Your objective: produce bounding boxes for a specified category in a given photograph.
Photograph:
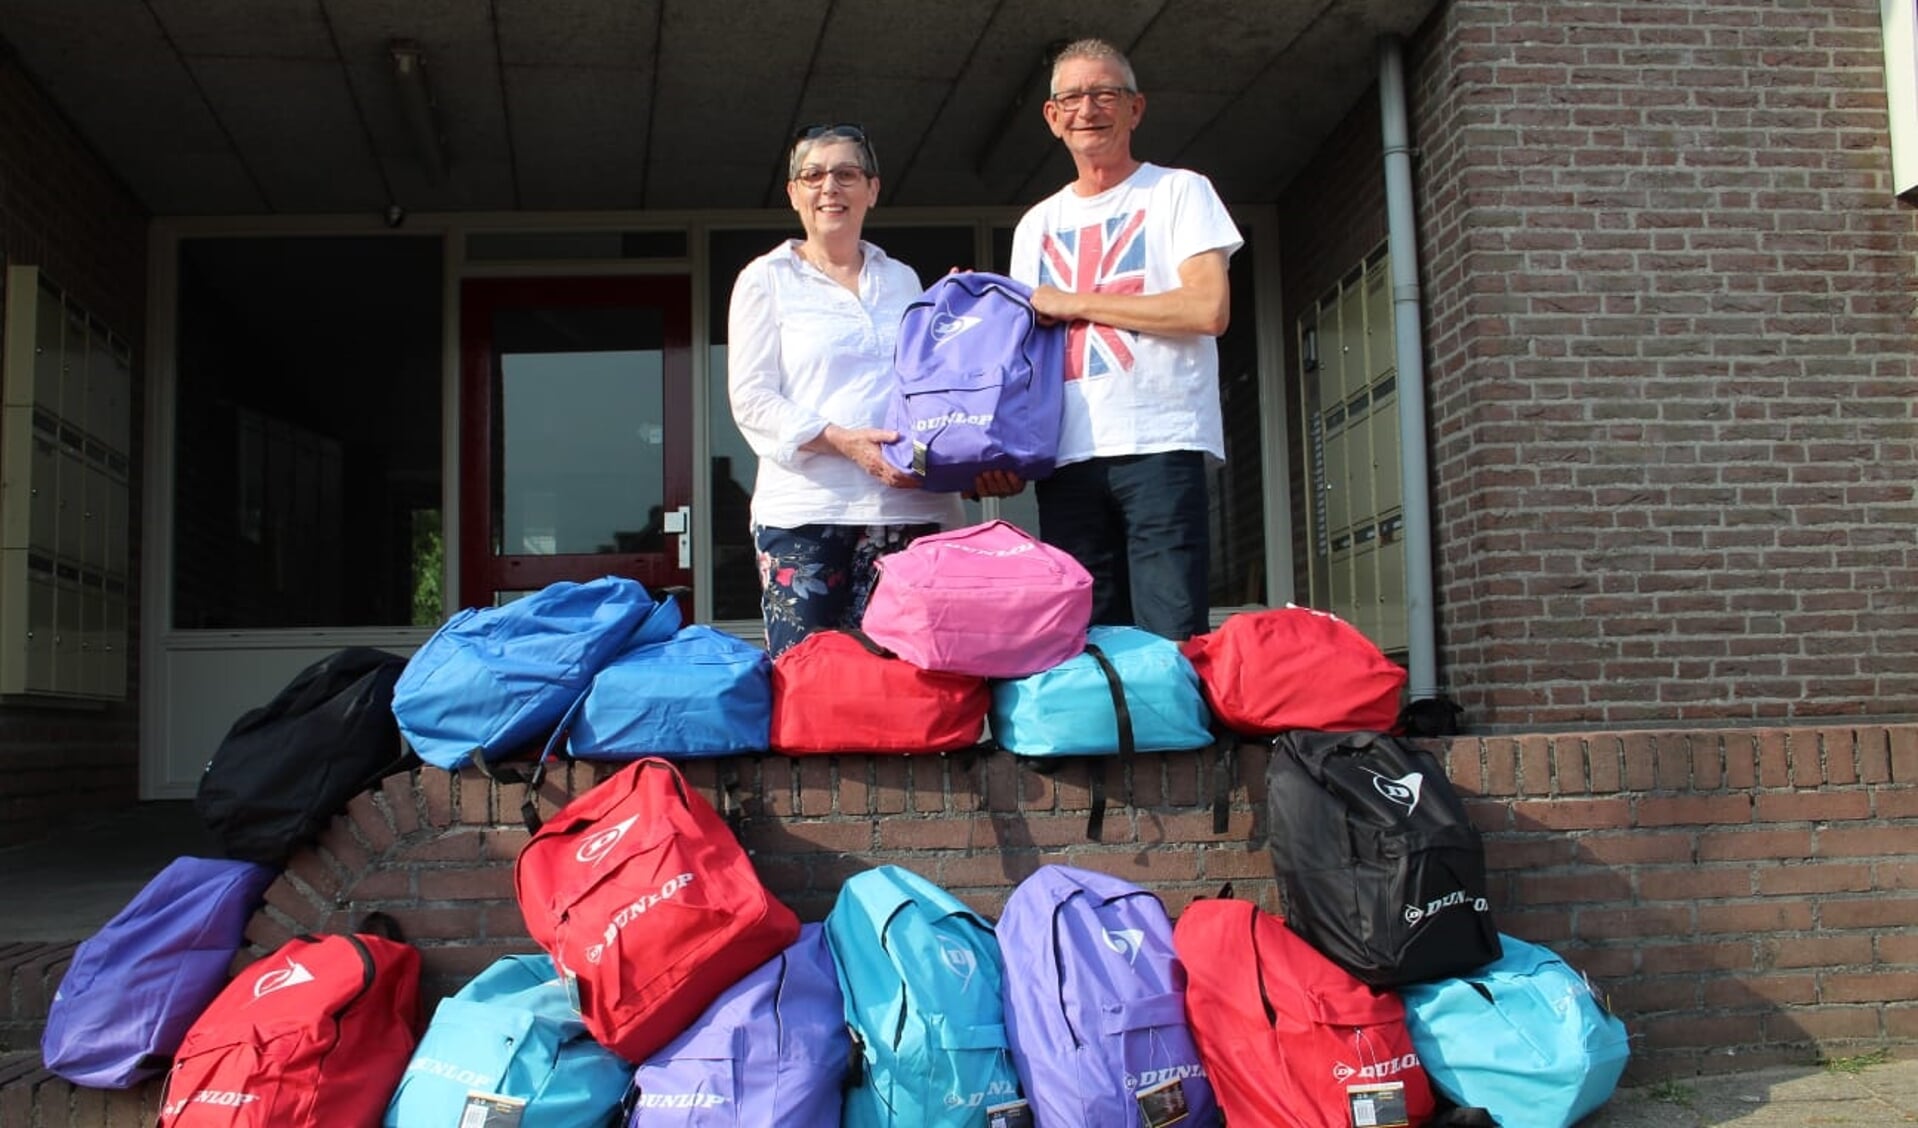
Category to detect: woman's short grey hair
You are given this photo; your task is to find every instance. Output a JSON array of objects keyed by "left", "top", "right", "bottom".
[
  {"left": 1050, "top": 38, "right": 1139, "bottom": 94},
  {"left": 787, "top": 127, "right": 880, "bottom": 180}
]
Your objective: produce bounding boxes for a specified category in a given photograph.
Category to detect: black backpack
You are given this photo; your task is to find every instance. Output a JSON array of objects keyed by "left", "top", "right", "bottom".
[
  {"left": 195, "top": 647, "right": 410, "bottom": 865},
  {"left": 1264, "top": 730, "right": 1500, "bottom": 986}
]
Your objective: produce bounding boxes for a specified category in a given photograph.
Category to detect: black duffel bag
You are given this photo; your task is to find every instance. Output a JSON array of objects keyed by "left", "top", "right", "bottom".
[
  {"left": 195, "top": 647, "right": 410, "bottom": 865},
  {"left": 1266, "top": 729, "right": 1501, "bottom": 987}
]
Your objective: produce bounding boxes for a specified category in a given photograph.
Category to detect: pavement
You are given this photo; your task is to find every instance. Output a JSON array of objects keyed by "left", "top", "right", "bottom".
[
  {"left": 0, "top": 800, "right": 217, "bottom": 941},
  {"left": 1578, "top": 1057, "right": 1918, "bottom": 1126}
]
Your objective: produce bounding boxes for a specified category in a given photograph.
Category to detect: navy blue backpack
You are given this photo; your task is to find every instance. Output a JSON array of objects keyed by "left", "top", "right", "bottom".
[
  {"left": 625, "top": 923, "right": 848, "bottom": 1126},
  {"left": 997, "top": 865, "right": 1219, "bottom": 1128},
  {"left": 392, "top": 576, "right": 679, "bottom": 770},
  {"left": 41, "top": 856, "right": 276, "bottom": 1088},
  {"left": 880, "top": 271, "right": 1065, "bottom": 492}
]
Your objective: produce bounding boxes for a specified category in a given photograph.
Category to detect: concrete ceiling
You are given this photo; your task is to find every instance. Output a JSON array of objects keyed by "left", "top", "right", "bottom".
[{"left": 0, "top": 0, "right": 1437, "bottom": 216}]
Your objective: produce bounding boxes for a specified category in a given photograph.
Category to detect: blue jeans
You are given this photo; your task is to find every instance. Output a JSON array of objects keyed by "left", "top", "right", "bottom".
[
  {"left": 1035, "top": 450, "right": 1210, "bottom": 641},
  {"left": 753, "top": 522, "right": 941, "bottom": 657}
]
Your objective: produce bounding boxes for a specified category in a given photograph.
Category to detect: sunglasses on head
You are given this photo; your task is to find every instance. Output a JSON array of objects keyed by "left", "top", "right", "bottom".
[{"left": 790, "top": 122, "right": 877, "bottom": 180}]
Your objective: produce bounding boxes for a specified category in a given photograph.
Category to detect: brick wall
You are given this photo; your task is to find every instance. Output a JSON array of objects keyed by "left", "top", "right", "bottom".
[
  {"left": 1400, "top": 0, "right": 1918, "bottom": 728},
  {"left": 176, "top": 728, "right": 1918, "bottom": 1068},
  {"left": 12, "top": 722, "right": 1918, "bottom": 1118},
  {"left": 0, "top": 55, "right": 149, "bottom": 847}
]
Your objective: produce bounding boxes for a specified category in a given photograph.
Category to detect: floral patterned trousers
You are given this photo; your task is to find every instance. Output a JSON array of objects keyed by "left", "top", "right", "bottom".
[{"left": 753, "top": 522, "right": 941, "bottom": 658}]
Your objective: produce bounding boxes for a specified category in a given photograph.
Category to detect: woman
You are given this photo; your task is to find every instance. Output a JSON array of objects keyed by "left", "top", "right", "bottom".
[{"left": 727, "top": 124, "right": 963, "bottom": 656}]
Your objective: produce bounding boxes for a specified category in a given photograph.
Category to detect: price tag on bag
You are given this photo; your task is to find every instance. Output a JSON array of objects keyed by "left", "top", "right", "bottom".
[
  {"left": 1347, "top": 1080, "right": 1409, "bottom": 1128},
  {"left": 459, "top": 1092, "right": 526, "bottom": 1128},
  {"left": 1137, "top": 1077, "right": 1191, "bottom": 1127}
]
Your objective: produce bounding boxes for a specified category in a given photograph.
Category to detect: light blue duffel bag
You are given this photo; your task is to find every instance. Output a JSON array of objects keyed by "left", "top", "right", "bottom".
[
  {"left": 384, "top": 953, "right": 635, "bottom": 1127},
  {"left": 989, "top": 625, "right": 1213, "bottom": 837},
  {"left": 1399, "top": 934, "right": 1631, "bottom": 1128}
]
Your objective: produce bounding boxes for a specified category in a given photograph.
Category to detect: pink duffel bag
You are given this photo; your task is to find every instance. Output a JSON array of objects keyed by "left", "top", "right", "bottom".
[{"left": 861, "top": 520, "right": 1092, "bottom": 677}]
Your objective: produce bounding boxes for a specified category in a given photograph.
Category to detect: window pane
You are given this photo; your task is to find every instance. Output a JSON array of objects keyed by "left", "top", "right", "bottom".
[
  {"left": 707, "top": 229, "right": 792, "bottom": 621},
  {"left": 172, "top": 236, "right": 443, "bottom": 628},
  {"left": 490, "top": 308, "right": 666, "bottom": 557}
]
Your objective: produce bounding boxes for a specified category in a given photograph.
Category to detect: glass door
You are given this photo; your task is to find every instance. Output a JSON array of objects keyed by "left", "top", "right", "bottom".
[{"left": 459, "top": 277, "right": 693, "bottom": 608}]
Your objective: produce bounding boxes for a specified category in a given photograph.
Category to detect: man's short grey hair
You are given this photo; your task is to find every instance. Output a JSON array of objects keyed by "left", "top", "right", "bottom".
[{"left": 1050, "top": 38, "right": 1139, "bottom": 94}]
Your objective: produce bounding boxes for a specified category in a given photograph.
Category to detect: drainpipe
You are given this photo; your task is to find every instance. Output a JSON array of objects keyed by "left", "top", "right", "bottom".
[{"left": 1378, "top": 35, "right": 1439, "bottom": 701}]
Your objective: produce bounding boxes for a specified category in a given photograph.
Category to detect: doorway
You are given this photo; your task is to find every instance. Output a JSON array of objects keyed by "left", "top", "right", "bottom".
[{"left": 458, "top": 276, "right": 694, "bottom": 608}]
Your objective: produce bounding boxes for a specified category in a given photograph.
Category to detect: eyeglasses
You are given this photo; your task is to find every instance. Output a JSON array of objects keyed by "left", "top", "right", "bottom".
[
  {"left": 792, "top": 165, "right": 870, "bottom": 189},
  {"left": 1049, "top": 85, "right": 1135, "bottom": 112},
  {"left": 790, "top": 122, "right": 878, "bottom": 181}
]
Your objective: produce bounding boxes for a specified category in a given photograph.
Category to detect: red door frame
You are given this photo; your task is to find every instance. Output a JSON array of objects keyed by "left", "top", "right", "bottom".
[{"left": 457, "top": 276, "right": 693, "bottom": 609}]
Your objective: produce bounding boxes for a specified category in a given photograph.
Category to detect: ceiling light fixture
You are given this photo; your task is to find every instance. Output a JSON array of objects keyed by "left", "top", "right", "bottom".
[{"left": 389, "top": 40, "right": 447, "bottom": 184}]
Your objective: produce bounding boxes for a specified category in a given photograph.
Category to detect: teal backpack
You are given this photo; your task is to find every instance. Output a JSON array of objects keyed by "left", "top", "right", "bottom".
[
  {"left": 1399, "top": 934, "right": 1630, "bottom": 1128},
  {"left": 384, "top": 953, "right": 635, "bottom": 1127},
  {"left": 825, "top": 866, "right": 1025, "bottom": 1127}
]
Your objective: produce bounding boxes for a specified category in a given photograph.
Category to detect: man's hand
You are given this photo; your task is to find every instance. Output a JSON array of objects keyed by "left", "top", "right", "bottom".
[
  {"left": 822, "top": 424, "right": 921, "bottom": 489},
  {"left": 1028, "top": 283, "right": 1076, "bottom": 327},
  {"left": 971, "top": 470, "right": 1026, "bottom": 498}
]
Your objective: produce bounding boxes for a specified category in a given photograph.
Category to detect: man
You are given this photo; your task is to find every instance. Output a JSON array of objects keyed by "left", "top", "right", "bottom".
[{"left": 1007, "top": 37, "right": 1243, "bottom": 641}]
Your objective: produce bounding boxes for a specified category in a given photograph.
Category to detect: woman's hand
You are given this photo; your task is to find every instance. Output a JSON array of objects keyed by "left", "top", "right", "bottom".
[{"left": 822, "top": 424, "right": 921, "bottom": 489}]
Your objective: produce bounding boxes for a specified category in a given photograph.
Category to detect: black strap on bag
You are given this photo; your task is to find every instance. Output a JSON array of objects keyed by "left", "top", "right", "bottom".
[
  {"left": 1210, "top": 728, "right": 1238, "bottom": 834},
  {"left": 1081, "top": 642, "right": 1134, "bottom": 841},
  {"left": 466, "top": 690, "right": 593, "bottom": 833},
  {"left": 843, "top": 626, "right": 896, "bottom": 659}
]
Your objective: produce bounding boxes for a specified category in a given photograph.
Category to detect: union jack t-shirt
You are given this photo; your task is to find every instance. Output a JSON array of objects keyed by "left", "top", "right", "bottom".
[{"left": 1011, "top": 163, "right": 1243, "bottom": 465}]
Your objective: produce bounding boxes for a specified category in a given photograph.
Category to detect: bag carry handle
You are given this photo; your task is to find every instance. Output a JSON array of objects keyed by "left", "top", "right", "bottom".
[{"left": 1082, "top": 642, "right": 1134, "bottom": 841}]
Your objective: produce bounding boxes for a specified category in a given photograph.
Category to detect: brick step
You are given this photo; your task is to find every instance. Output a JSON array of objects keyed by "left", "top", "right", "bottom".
[
  {"left": 0, "top": 1050, "right": 159, "bottom": 1126},
  {"left": 0, "top": 942, "right": 74, "bottom": 1053}
]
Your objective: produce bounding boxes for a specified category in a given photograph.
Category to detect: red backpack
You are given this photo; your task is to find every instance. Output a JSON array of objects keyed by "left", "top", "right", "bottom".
[
  {"left": 1173, "top": 898, "right": 1435, "bottom": 1128},
  {"left": 158, "top": 918, "right": 420, "bottom": 1127},
  {"left": 514, "top": 757, "right": 800, "bottom": 1061},
  {"left": 769, "top": 628, "right": 989, "bottom": 754},
  {"left": 1179, "top": 606, "right": 1406, "bottom": 735}
]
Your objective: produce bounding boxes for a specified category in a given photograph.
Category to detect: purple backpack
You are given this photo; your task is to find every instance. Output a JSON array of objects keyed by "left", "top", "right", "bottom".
[
  {"left": 881, "top": 271, "right": 1065, "bottom": 492},
  {"left": 41, "top": 856, "right": 276, "bottom": 1088},
  {"left": 625, "top": 923, "right": 848, "bottom": 1126},
  {"left": 998, "top": 865, "right": 1220, "bottom": 1128}
]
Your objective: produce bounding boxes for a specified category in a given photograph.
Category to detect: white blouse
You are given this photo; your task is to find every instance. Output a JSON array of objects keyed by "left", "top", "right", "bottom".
[{"left": 726, "top": 239, "right": 964, "bottom": 530}]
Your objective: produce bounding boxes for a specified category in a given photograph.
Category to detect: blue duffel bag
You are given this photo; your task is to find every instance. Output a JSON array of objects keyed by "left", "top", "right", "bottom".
[
  {"left": 569, "top": 624, "right": 772, "bottom": 760},
  {"left": 393, "top": 576, "right": 679, "bottom": 770},
  {"left": 1400, "top": 933, "right": 1631, "bottom": 1128}
]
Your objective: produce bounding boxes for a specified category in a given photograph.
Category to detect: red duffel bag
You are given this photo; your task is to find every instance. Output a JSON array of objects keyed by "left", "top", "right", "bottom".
[
  {"left": 1179, "top": 605, "right": 1405, "bottom": 736},
  {"left": 770, "top": 628, "right": 989, "bottom": 755},
  {"left": 514, "top": 757, "right": 800, "bottom": 1062}
]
